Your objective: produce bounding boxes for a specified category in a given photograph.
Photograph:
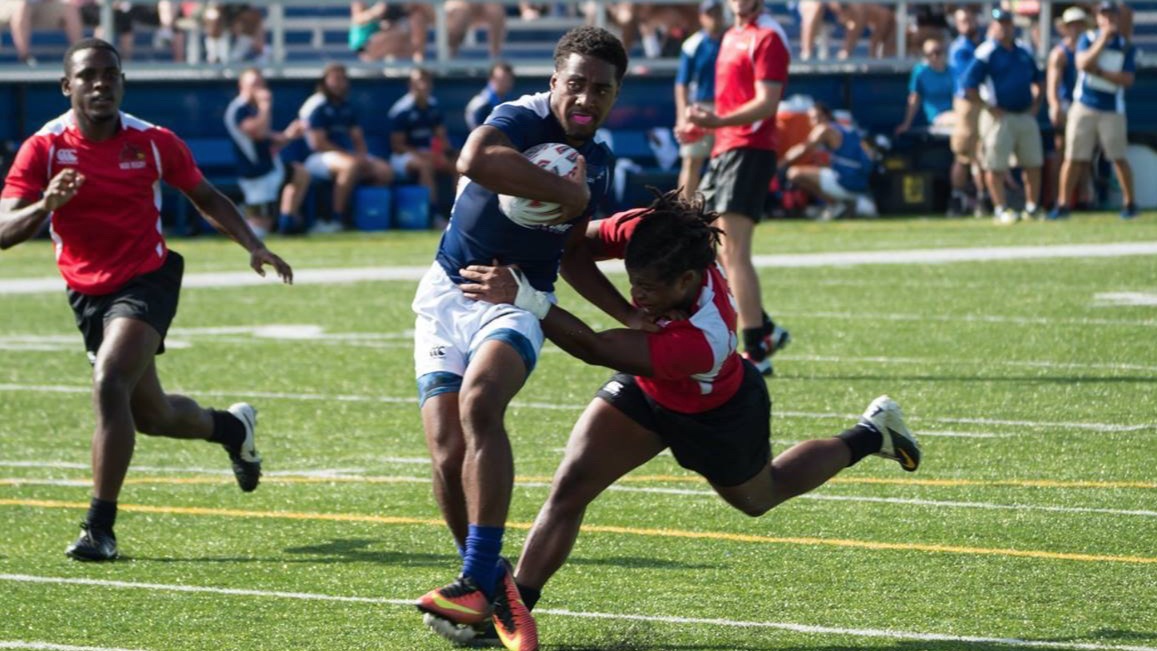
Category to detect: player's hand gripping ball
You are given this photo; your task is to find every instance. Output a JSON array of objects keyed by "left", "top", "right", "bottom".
[{"left": 498, "top": 142, "right": 581, "bottom": 227}]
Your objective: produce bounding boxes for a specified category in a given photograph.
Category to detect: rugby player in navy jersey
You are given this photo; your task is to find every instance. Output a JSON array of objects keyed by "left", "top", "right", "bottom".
[{"left": 412, "top": 26, "right": 636, "bottom": 651}]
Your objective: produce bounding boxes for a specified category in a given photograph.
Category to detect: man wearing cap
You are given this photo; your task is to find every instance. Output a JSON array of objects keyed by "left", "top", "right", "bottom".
[
  {"left": 1051, "top": 1, "right": 1138, "bottom": 219},
  {"left": 674, "top": 0, "right": 725, "bottom": 201},
  {"left": 962, "top": 8, "right": 1044, "bottom": 224},
  {"left": 1046, "top": 6, "right": 1090, "bottom": 210}
]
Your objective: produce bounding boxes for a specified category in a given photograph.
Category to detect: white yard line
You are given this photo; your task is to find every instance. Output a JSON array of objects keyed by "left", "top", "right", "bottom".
[
  {"left": 0, "top": 383, "right": 1151, "bottom": 433},
  {"left": 3, "top": 242, "right": 1156, "bottom": 295},
  {"left": 1, "top": 574, "right": 1154, "bottom": 651}
]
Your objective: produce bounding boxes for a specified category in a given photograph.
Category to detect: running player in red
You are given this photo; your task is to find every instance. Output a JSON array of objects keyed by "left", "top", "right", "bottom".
[
  {"left": 0, "top": 39, "right": 293, "bottom": 562},
  {"left": 459, "top": 190, "right": 921, "bottom": 621}
]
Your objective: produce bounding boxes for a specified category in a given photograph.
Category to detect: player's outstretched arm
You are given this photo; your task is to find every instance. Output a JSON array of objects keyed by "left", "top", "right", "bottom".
[
  {"left": 460, "top": 264, "right": 653, "bottom": 375},
  {"left": 183, "top": 180, "right": 294, "bottom": 284},
  {"left": 0, "top": 169, "right": 84, "bottom": 250}
]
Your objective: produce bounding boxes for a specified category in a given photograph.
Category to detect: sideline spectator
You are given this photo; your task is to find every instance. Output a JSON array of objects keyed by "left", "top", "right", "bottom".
[
  {"left": 224, "top": 68, "right": 311, "bottom": 238},
  {"left": 1045, "top": 6, "right": 1088, "bottom": 209},
  {"left": 201, "top": 2, "right": 264, "bottom": 63},
  {"left": 673, "top": 0, "right": 724, "bottom": 201},
  {"left": 348, "top": 1, "right": 413, "bottom": 62},
  {"left": 962, "top": 8, "right": 1044, "bottom": 224},
  {"left": 1051, "top": 1, "right": 1137, "bottom": 220},
  {"left": 947, "top": 6, "right": 987, "bottom": 216},
  {"left": 2, "top": 0, "right": 83, "bottom": 65},
  {"left": 464, "top": 60, "right": 515, "bottom": 132},
  {"left": 685, "top": 0, "right": 792, "bottom": 376},
  {"left": 388, "top": 67, "right": 455, "bottom": 220},
  {"left": 780, "top": 102, "right": 874, "bottom": 221},
  {"left": 409, "top": 1, "right": 504, "bottom": 61},
  {"left": 896, "top": 37, "right": 955, "bottom": 136},
  {"left": 298, "top": 62, "right": 394, "bottom": 232},
  {"left": 908, "top": 3, "right": 949, "bottom": 56}
]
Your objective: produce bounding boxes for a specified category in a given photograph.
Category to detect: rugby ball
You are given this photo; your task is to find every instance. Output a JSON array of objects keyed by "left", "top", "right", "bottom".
[{"left": 498, "top": 143, "right": 581, "bottom": 227}]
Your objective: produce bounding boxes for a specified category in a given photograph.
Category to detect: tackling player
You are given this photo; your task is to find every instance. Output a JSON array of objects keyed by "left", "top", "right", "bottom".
[
  {"left": 0, "top": 39, "right": 293, "bottom": 562},
  {"left": 459, "top": 190, "right": 922, "bottom": 618}
]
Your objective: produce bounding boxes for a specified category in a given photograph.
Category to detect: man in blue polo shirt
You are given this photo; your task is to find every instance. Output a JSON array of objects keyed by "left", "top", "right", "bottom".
[
  {"left": 1052, "top": 1, "right": 1138, "bottom": 220},
  {"left": 963, "top": 8, "right": 1044, "bottom": 224}
]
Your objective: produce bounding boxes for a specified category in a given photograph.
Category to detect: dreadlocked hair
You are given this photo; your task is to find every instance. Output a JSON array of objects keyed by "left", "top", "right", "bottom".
[
  {"left": 554, "top": 26, "right": 629, "bottom": 82},
  {"left": 624, "top": 189, "right": 722, "bottom": 283}
]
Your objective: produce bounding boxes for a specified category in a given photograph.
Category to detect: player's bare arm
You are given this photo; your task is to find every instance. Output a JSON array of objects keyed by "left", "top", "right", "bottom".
[
  {"left": 0, "top": 169, "right": 85, "bottom": 250},
  {"left": 457, "top": 125, "right": 589, "bottom": 220},
  {"left": 558, "top": 223, "right": 651, "bottom": 330},
  {"left": 460, "top": 263, "right": 654, "bottom": 375},
  {"left": 184, "top": 180, "right": 294, "bottom": 284}
]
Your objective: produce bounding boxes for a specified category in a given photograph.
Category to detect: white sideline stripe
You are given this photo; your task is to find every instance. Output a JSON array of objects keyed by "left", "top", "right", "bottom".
[
  {"left": 0, "top": 643, "right": 148, "bottom": 651},
  {"left": 1, "top": 574, "right": 1154, "bottom": 651},
  {"left": 5, "top": 466, "right": 1156, "bottom": 518},
  {"left": 1, "top": 383, "right": 1151, "bottom": 433},
  {"left": 3, "top": 242, "right": 1156, "bottom": 295},
  {"left": 778, "top": 313, "right": 1157, "bottom": 328}
]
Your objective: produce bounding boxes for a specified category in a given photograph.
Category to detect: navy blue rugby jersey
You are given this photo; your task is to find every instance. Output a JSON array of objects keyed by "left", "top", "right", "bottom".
[
  {"left": 434, "top": 92, "right": 613, "bottom": 292},
  {"left": 223, "top": 96, "right": 276, "bottom": 180}
]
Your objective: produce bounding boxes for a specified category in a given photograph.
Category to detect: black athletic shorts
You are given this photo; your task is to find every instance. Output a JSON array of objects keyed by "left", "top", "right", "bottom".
[
  {"left": 595, "top": 359, "right": 772, "bottom": 487},
  {"left": 699, "top": 147, "right": 777, "bottom": 222},
  {"left": 67, "top": 251, "right": 184, "bottom": 364}
]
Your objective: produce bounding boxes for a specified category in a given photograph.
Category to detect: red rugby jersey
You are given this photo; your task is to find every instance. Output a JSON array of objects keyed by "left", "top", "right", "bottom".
[
  {"left": 712, "top": 11, "right": 790, "bottom": 156},
  {"left": 2, "top": 111, "right": 204, "bottom": 295}
]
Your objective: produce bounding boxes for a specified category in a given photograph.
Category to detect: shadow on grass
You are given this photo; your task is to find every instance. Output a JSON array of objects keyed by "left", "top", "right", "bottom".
[{"left": 131, "top": 538, "right": 449, "bottom": 565}]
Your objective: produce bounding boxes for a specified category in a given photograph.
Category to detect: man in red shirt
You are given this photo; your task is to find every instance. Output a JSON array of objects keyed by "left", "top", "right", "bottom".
[
  {"left": 683, "top": 0, "right": 791, "bottom": 376},
  {"left": 0, "top": 39, "right": 293, "bottom": 562},
  {"left": 458, "top": 190, "right": 921, "bottom": 621}
]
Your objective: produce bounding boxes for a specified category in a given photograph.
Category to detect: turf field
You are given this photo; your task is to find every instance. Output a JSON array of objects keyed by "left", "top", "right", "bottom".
[{"left": 1, "top": 213, "right": 1155, "bottom": 651}]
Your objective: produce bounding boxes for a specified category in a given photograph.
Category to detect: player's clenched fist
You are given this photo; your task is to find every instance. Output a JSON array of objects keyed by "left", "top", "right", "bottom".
[{"left": 43, "top": 169, "right": 85, "bottom": 211}]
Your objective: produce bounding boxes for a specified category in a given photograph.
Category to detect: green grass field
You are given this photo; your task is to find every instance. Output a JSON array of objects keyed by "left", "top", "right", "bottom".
[{"left": 1, "top": 214, "right": 1155, "bottom": 651}]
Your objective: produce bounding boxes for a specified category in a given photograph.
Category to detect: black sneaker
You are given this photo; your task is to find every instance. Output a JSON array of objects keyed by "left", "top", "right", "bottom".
[
  {"left": 226, "top": 403, "right": 262, "bottom": 492},
  {"left": 65, "top": 523, "right": 118, "bottom": 561}
]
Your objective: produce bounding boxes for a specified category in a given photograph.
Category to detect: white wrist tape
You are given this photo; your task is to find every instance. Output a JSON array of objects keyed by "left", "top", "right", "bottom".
[{"left": 509, "top": 268, "right": 551, "bottom": 319}]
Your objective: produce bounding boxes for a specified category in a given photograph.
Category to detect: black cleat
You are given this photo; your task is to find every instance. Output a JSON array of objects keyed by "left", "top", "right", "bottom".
[
  {"left": 226, "top": 402, "right": 262, "bottom": 492},
  {"left": 65, "top": 523, "right": 118, "bottom": 561}
]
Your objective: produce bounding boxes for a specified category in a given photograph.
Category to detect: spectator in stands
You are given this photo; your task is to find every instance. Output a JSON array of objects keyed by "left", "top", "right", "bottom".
[
  {"left": 947, "top": 6, "right": 987, "bottom": 216},
  {"left": 895, "top": 37, "right": 955, "bottom": 136},
  {"left": 962, "top": 8, "right": 1044, "bottom": 224},
  {"left": 348, "top": 1, "right": 414, "bottom": 62},
  {"left": 465, "top": 60, "right": 515, "bottom": 132},
  {"left": 1051, "top": 1, "right": 1138, "bottom": 220},
  {"left": 1045, "top": 6, "right": 1088, "bottom": 210},
  {"left": 780, "top": 102, "right": 874, "bottom": 221},
  {"left": 799, "top": 1, "right": 894, "bottom": 60},
  {"left": 673, "top": 0, "right": 724, "bottom": 201},
  {"left": 907, "top": 3, "right": 949, "bottom": 56},
  {"left": 2, "top": 0, "right": 82, "bottom": 65},
  {"left": 77, "top": 0, "right": 168, "bottom": 62},
  {"left": 408, "top": 1, "right": 505, "bottom": 61},
  {"left": 298, "top": 62, "right": 394, "bottom": 232},
  {"left": 388, "top": 67, "right": 455, "bottom": 220},
  {"left": 795, "top": 1, "right": 838, "bottom": 61},
  {"left": 201, "top": 2, "right": 264, "bottom": 63},
  {"left": 224, "top": 68, "right": 311, "bottom": 238},
  {"left": 685, "top": 0, "right": 791, "bottom": 376}
]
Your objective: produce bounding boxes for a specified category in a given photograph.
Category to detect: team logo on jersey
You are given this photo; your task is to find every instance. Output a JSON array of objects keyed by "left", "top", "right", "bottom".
[
  {"left": 119, "top": 143, "right": 147, "bottom": 170},
  {"left": 55, "top": 149, "right": 78, "bottom": 165},
  {"left": 428, "top": 345, "right": 447, "bottom": 359}
]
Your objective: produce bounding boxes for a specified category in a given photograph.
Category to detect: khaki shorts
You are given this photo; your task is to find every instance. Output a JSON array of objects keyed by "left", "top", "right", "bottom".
[
  {"left": 979, "top": 110, "right": 1043, "bottom": 172},
  {"left": 1066, "top": 101, "right": 1128, "bottom": 162},
  {"left": 950, "top": 97, "right": 981, "bottom": 164}
]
